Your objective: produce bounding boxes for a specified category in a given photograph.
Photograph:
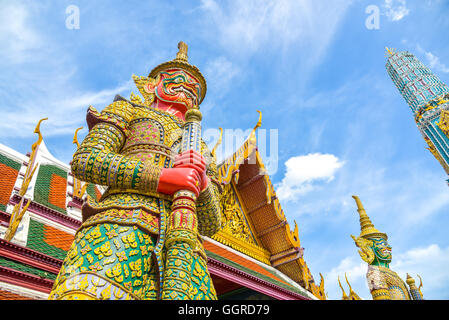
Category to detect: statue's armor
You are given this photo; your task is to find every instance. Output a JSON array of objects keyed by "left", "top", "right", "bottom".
[
  {"left": 49, "top": 97, "right": 221, "bottom": 300},
  {"left": 367, "top": 265, "right": 411, "bottom": 300}
]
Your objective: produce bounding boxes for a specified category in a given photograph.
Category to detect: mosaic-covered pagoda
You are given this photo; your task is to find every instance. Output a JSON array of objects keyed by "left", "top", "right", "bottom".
[{"left": 386, "top": 48, "right": 449, "bottom": 184}]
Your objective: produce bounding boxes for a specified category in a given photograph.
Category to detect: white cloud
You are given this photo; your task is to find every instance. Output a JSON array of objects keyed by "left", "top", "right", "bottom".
[
  {"left": 204, "top": 56, "right": 239, "bottom": 96},
  {"left": 0, "top": 1, "right": 136, "bottom": 140},
  {"left": 415, "top": 45, "right": 449, "bottom": 74},
  {"left": 324, "top": 256, "right": 369, "bottom": 300},
  {"left": 276, "top": 153, "right": 344, "bottom": 202},
  {"left": 424, "top": 51, "right": 449, "bottom": 73},
  {"left": 384, "top": 0, "right": 410, "bottom": 21},
  {"left": 0, "top": 80, "right": 134, "bottom": 138},
  {"left": 0, "top": 1, "right": 41, "bottom": 63}
]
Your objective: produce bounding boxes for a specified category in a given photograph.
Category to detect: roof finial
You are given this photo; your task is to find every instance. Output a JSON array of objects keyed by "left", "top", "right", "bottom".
[
  {"left": 211, "top": 127, "right": 223, "bottom": 160},
  {"left": 338, "top": 276, "right": 349, "bottom": 300},
  {"left": 72, "top": 127, "right": 83, "bottom": 149},
  {"left": 385, "top": 47, "right": 396, "bottom": 57}
]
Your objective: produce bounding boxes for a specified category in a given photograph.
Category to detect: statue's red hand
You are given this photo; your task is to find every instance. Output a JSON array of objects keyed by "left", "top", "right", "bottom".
[
  {"left": 157, "top": 167, "right": 202, "bottom": 197},
  {"left": 172, "top": 150, "right": 209, "bottom": 192}
]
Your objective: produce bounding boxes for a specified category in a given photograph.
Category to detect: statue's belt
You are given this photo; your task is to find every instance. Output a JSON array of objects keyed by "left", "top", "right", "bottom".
[{"left": 104, "top": 188, "right": 174, "bottom": 201}]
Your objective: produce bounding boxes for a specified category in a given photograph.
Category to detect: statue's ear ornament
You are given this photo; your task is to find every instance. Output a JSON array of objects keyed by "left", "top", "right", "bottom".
[
  {"left": 132, "top": 74, "right": 161, "bottom": 106},
  {"left": 351, "top": 235, "right": 375, "bottom": 264}
]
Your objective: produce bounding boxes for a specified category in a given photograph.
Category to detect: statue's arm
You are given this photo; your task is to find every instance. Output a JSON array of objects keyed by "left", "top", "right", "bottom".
[
  {"left": 195, "top": 142, "right": 222, "bottom": 237},
  {"left": 371, "top": 288, "right": 392, "bottom": 300},
  {"left": 71, "top": 100, "right": 161, "bottom": 192}
]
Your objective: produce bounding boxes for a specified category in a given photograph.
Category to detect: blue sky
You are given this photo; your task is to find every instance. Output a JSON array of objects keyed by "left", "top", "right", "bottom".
[{"left": 1, "top": 0, "right": 449, "bottom": 299}]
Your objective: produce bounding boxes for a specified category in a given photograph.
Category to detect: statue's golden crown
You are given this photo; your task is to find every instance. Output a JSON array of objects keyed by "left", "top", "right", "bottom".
[{"left": 352, "top": 195, "right": 387, "bottom": 240}]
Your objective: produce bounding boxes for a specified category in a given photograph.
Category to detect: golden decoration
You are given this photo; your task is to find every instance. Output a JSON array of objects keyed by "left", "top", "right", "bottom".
[
  {"left": 218, "top": 184, "right": 256, "bottom": 245},
  {"left": 185, "top": 108, "right": 202, "bottom": 121},
  {"left": 351, "top": 235, "right": 375, "bottom": 264},
  {"left": 249, "top": 110, "right": 262, "bottom": 147},
  {"left": 352, "top": 195, "right": 387, "bottom": 240},
  {"left": 424, "top": 137, "right": 449, "bottom": 174},
  {"left": 129, "top": 92, "right": 143, "bottom": 105},
  {"left": 345, "top": 273, "right": 361, "bottom": 300},
  {"left": 338, "top": 273, "right": 361, "bottom": 300},
  {"left": 385, "top": 47, "right": 396, "bottom": 56},
  {"left": 338, "top": 276, "right": 349, "bottom": 300},
  {"left": 4, "top": 118, "right": 47, "bottom": 241},
  {"left": 285, "top": 220, "right": 301, "bottom": 248},
  {"left": 131, "top": 74, "right": 160, "bottom": 106},
  {"left": 72, "top": 127, "right": 88, "bottom": 199},
  {"left": 437, "top": 109, "right": 449, "bottom": 137},
  {"left": 211, "top": 127, "right": 223, "bottom": 161},
  {"left": 318, "top": 273, "right": 326, "bottom": 300},
  {"left": 72, "top": 127, "right": 83, "bottom": 149},
  {"left": 417, "top": 274, "right": 424, "bottom": 297}
]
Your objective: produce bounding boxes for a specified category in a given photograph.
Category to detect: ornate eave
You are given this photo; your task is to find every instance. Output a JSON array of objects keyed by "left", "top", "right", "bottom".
[
  {"left": 438, "top": 109, "right": 449, "bottom": 137},
  {"left": 0, "top": 238, "right": 62, "bottom": 275},
  {"left": 0, "top": 238, "right": 62, "bottom": 297}
]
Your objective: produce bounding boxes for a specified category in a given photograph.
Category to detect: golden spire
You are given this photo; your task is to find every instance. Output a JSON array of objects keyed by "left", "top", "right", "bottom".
[
  {"left": 338, "top": 276, "right": 349, "bottom": 300},
  {"left": 248, "top": 110, "right": 262, "bottom": 146},
  {"left": 72, "top": 127, "right": 83, "bottom": 149},
  {"left": 211, "top": 127, "right": 223, "bottom": 160},
  {"left": 4, "top": 118, "right": 47, "bottom": 241},
  {"left": 406, "top": 274, "right": 424, "bottom": 299},
  {"left": 345, "top": 273, "right": 361, "bottom": 300},
  {"left": 385, "top": 47, "right": 397, "bottom": 58},
  {"left": 417, "top": 274, "right": 424, "bottom": 297},
  {"left": 72, "top": 127, "right": 88, "bottom": 199},
  {"left": 352, "top": 195, "right": 387, "bottom": 240},
  {"left": 174, "top": 41, "right": 189, "bottom": 63},
  {"left": 406, "top": 273, "right": 415, "bottom": 286},
  {"left": 319, "top": 273, "right": 326, "bottom": 298}
]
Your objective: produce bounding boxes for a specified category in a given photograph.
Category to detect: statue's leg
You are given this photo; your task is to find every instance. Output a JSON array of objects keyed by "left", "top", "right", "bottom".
[
  {"left": 190, "top": 248, "right": 217, "bottom": 300},
  {"left": 48, "top": 222, "right": 157, "bottom": 300},
  {"left": 161, "top": 235, "right": 216, "bottom": 300}
]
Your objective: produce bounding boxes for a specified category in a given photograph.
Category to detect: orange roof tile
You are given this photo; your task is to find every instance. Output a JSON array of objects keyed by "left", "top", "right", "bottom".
[
  {"left": 43, "top": 224, "right": 74, "bottom": 252},
  {"left": 0, "top": 163, "right": 19, "bottom": 206},
  {"left": 48, "top": 173, "right": 67, "bottom": 210}
]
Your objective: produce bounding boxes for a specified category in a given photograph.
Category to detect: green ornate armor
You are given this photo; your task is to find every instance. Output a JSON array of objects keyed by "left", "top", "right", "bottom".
[{"left": 49, "top": 45, "right": 221, "bottom": 300}]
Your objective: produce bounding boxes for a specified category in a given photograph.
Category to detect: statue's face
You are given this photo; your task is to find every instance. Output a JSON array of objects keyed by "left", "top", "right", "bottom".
[
  {"left": 370, "top": 237, "right": 392, "bottom": 263},
  {"left": 155, "top": 69, "right": 201, "bottom": 112}
]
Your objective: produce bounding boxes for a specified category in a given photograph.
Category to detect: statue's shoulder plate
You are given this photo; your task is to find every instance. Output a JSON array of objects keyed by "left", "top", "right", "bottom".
[{"left": 86, "top": 95, "right": 136, "bottom": 135}]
